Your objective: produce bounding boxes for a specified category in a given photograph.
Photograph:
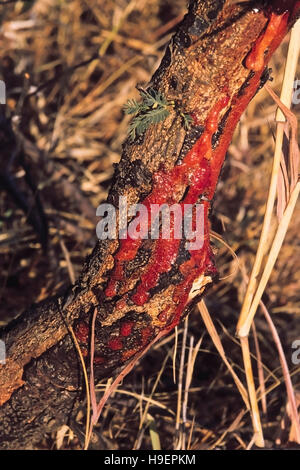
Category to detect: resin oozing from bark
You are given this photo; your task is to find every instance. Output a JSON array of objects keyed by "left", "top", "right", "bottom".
[
  {"left": 246, "top": 11, "right": 289, "bottom": 71},
  {"left": 74, "top": 2, "right": 300, "bottom": 367},
  {"left": 131, "top": 96, "right": 229, "bottom": 306},
  {"left": 105, "top": 96, "right": 229, "bottom": 305},
  {"left": 74, "top": 321, "right": 89, "bottom": 343}
]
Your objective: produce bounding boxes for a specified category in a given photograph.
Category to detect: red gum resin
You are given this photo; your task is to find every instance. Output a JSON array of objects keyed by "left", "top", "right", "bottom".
[
  {"left": 246, "top": 12, "right": 288, "bottom": 72},
  {"left": 75, "top": 321, "right": 89, "bottom": 343},
  {"left": 120, "top": 321, "right": 134, "bottom": 337},
  {"left": 108, "top": 337, "right": 123, "bottom": 350},
  {"left": 140, "top": 326, "right": 154, "bottom": 346},
  {"left": 98, "top": 4, "right": 298, "bottom": 359},
  {"left": 105, "top": 96, "right": 229, "bottom": 303}
]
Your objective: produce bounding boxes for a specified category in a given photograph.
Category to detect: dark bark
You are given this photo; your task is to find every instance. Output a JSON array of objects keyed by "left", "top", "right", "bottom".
[{"left": 0, "top": 0, "right": 299, "bottom": 449}]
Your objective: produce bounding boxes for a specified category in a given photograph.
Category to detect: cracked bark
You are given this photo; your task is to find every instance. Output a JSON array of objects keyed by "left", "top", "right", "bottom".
[{"left": 0, "top": 0, "right": 299, "bottom": 449}]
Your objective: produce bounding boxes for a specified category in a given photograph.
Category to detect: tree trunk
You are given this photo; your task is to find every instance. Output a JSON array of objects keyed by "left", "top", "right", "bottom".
[{"left": 0, "top": 0, "right": 299, "bottom": 449}]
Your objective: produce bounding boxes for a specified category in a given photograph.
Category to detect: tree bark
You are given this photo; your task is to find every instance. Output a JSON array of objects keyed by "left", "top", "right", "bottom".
[{"left": 0, "top": 0, "right": 299, "bottom": 449}]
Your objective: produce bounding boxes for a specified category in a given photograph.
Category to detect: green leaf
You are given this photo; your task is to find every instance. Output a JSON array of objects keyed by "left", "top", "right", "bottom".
[
  {"left": 146, "top": 106, "right": 170, "bottom": 124},
  {"left": 127, "top": 106, "right": 170, "bottom": 141},
  {"left": 182, "top": 113, "right": 193, "bottom": 130},
  {"left": 123, "top": 99, "right": 140, "bottom": 115},
  {"left": 125, "top": 87, "right": 192, "bottom": 142}
]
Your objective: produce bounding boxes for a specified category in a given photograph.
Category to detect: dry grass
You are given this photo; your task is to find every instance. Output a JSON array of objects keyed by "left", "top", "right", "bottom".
[{"left": 0, "top": 0, "right": 299, "bottom": 450}]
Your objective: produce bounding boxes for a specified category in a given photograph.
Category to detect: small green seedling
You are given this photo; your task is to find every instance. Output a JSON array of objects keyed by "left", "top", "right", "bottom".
[{"left": 124, "top": 87, "right": 193, "bottom": 141}]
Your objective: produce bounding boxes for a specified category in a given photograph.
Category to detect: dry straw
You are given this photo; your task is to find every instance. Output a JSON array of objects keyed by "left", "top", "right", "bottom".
[{"left": 236, "top": 19, "right": 300, "bottom": 446}]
